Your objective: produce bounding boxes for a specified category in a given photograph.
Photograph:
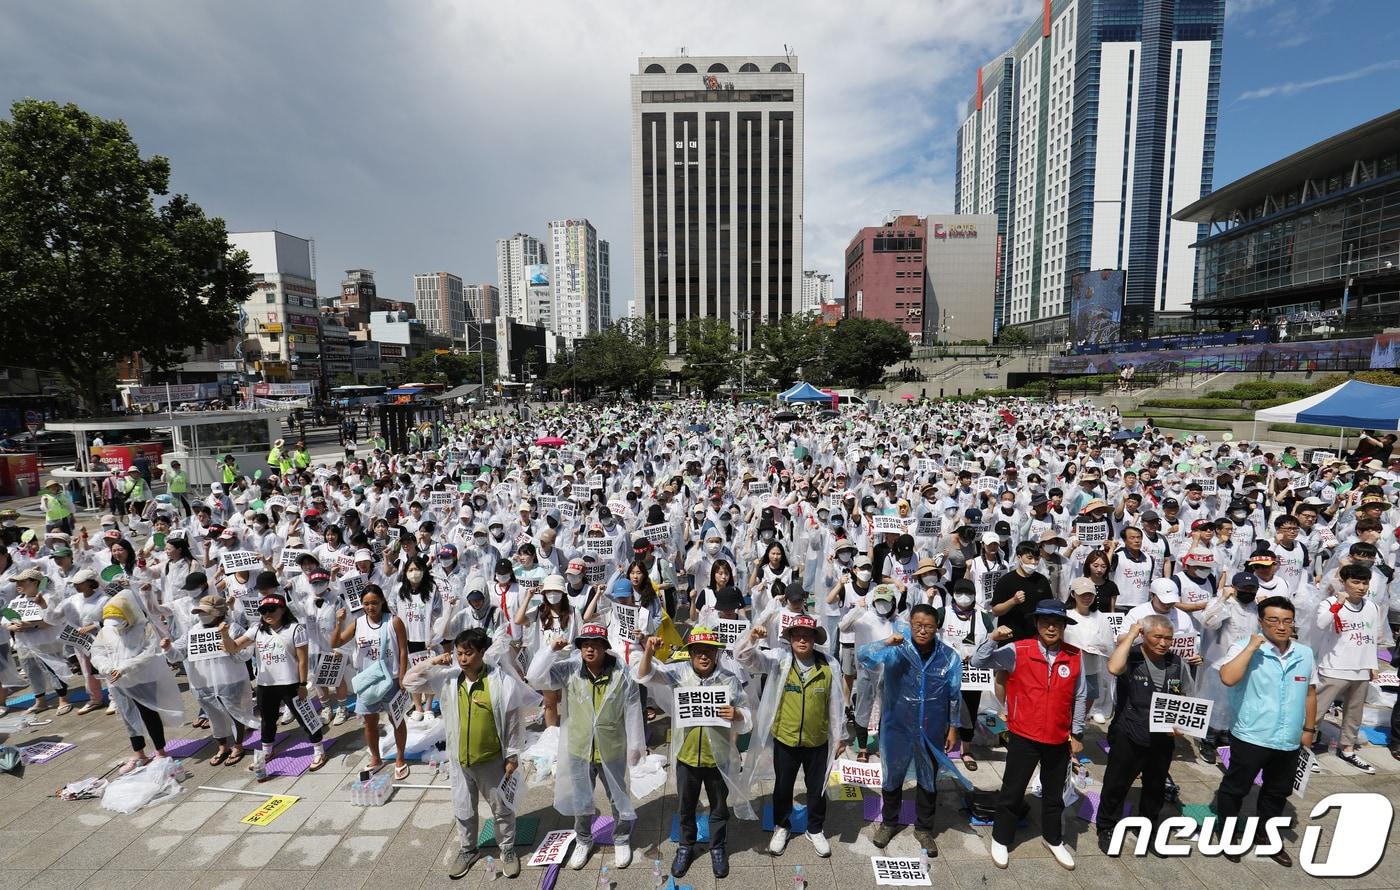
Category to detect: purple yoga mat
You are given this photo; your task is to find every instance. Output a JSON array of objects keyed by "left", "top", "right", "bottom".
[
  {"left": 162, "top": 738, "right": 213, "bottom": 759},
  {"left": 862, "top": 792, "right": 913, "bottom": 825}
]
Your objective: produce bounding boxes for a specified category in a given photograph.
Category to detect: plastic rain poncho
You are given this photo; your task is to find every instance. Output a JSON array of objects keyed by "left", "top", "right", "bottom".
[
  {"left": 638, "top": 656, "right": 757, "bottom": 821},
  {"left": 735, "top": 638, "right": 847, "bottom": 801},
  {"left": 90, "top": 591, "right": 186, "bottom": 729},
  {"left": 164, "top": 605, "right": 257, "bottom": 732},
  {"left": 526, "top": 646, "right": 645, "bottom": 819},
  {"left": 857, "top": 623, "right": 971, "bottom": 794}
]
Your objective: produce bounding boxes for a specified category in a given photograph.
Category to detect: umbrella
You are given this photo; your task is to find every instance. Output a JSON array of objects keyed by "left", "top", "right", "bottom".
[
  {"left": 817, "top": 409, "right": 838, "bottom": 419},
  {"left": 774, "top": 411, "right": 799, "bottom": 422},
  {"left": 534, "top": 436, "right": 566, "bottom": 447},
  {"left": 1110, "top": 429, "right": 1142, "bottom": 442},
  {"left": 687, "top": 423, "right": 711, "bottom": 433},
  {"left": 901, "top": 394, "right": 915, "bottom": 400}
]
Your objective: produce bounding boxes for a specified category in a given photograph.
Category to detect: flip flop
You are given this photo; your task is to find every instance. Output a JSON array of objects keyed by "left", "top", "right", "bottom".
[
  {"left": 192, "top": 717, "right": 211, "bottom": 729},
  {"left": 308, "top": 754, "right": 328, "bottom": 772},
  {"left": 209, "top": 749, "right": 230, "bottom": 766},
  {"left": 961, "top": 753, "right": 979, "bottom": 771},
  {"left": 225, "top": 747, "right": 245, "bottom": 766},
  {"left": 393, "top": 763, "right": 411, "bottom": 781}
]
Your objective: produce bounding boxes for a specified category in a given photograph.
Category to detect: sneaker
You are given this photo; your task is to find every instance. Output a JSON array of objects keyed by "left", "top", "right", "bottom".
[
  {"left": 319, "top": 706, "right": 332, "bottom": 725},
  {"left": 568, "top": 841, "right": 593, "bottom": 870},
  {"left": 873, "top": 823, "right": 898, "bottom": 849},
  {"left": 1091, "top": 712, "right": 1108, "bottom": 726},
  {"left": 105, "top": 704, "right": 117, "bottom": 715},
  {"left": 410, "top": 710, "right": 425, "bottom": 722},
  {"left": 670, "top": 845, "right": 695, "bottom": 879},
  {"left": 710, "top": 846, "right": 729, "bottom": 879},
  {"left": 768, "top": 826, "right": 790, "bottom": 855},
  {"left": 613, "top": 841, "right": 631, "bottom": 869},
  {"left": 1097, "top": 832, "right": 1112, "bottom": 855},
  {"left": 501, "top": 849, "right": 520, "bottom": 878},
  {"left": 448, "top": 848, "right": 481, "bottom": 879},
  {"left": 1199, "top": 743, "right": 1217, "bottom": 765},
  {"left": 333, "top": 707, "right": 349, "bottom": 725},
  {"left": 807, "top": 832, "right": 831, "bottom": 858},
  {"left": 278, "top": 709, "right": 293, "bottom": 726},
  {"left": 1042, "top": 839, "right": 1075, "bottom": 871},
  {"left": 1337, "top": 750, "right": 1376, "bottom": 774},
  {"left": 76, "top": 702, "right": 102, "bottom": 715},
  {"left": 990, "top": 840, "right": 1009, "bottom": 868}
]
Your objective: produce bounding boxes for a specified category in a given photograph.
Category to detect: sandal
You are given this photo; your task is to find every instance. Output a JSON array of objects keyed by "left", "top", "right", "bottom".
[
  {"left": 54, "top": 702, "right": 73, "bottom": 716},
  {"left": 76, "top": 702, "right": 102, "bottom": 715},
  {"left": 961, "top": 753, "right": 979, "bottom": 771},
  {"left": 856, "top": 750, "right": 870, "bottom": 763},
  {"left": 28, "top": 701, "right": 51, "bottom": 714},
  {"left": 308, "top": 753, "right": 328, "bottom": 772},
  {"left": 209, "top": 749, "right": 230, "bottom": 766},
  {"left": 393, "top": 762, "right": 411, "bottom": 781},
  {"left": 192, "top": 717, "right": 211, "bottom": 730},
  {"left": 225, "top": 747, "right": 245, "bottom": 766}
]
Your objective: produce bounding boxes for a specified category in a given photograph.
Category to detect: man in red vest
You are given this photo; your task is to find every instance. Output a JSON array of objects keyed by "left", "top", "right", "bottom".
[{"left": 972, "top": 599, "right": 1085, "bottom": 871}]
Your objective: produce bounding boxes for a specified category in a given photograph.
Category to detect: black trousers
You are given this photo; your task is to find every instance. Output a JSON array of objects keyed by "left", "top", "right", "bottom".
[
  {"left": 882, "top": 781, "right": 937, "bottom": 831},
  {"left": 773, "top": 740, "right": 827, "bottom": 834},
  {"left": 1215, "top": 735, "right": 1298, "bottom": 824},
  {"left": 994, "top": 731, "right": 1070, "bottom": 846},
  {"left": 1097, "top": 728, "right": 1174, "bottom": 837},
  {"left": 677, "top": 761, "right": 728, "bottom": 848},
  {"left": 129, "top": 700, "right": 167, "bottom": 752},
  {"left": 957, "top": 690, "right": 980, "bottom": 743},
  {"left": 255, "top": 683, "right": 324, "bottom": 746}
]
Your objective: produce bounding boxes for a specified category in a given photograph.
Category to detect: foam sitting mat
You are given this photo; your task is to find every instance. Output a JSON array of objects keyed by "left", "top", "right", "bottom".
[
  {"left": 1075, "top": 790, "right": 1131, "bottom": 825},
  {"left": 1215, "top": 747, "right": 1264, "bottom": 786},
  {"left": 668, "top": 813, "right": 711, "bottom": 844},
  {"left": 1180, "top": 802, "right": 1218, "bottom": 830},
  {"left": 1360, "top": 725, "right": 1390, "bottom": 746},
  {"left": 4, "top": 690, "right": 91, "bottom": 709},
  {"left": 863, "top": 793, "right": 914, "bottom": 825},
  {"left": 161, "top": 738, "right": 213, "bottom": 759},
  {"left": 761, "top": 802, "right": 808, "bottom": 834},
  {"left": 240, "top": 731, "right": 336, "bottom": 778},
  {"left": 479, "top": 815, "right": 540, "bottom": 848}
]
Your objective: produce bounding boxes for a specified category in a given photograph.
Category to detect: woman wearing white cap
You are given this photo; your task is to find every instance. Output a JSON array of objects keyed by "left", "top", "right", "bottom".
[
  {"left": 59, "top": 568, "right": 110, "bottom": 714},
  {"left": 512, "top": 573, "right": 578, "bottom": 728},
  {"left": 7, "top": 568, "right": 79, "bottom": 715},
  {"left": 164, "top": 593, "right": 256, "bottom": 765}
]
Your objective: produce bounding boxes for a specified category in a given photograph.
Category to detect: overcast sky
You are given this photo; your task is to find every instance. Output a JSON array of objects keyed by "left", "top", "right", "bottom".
[{"left": 4, "top": 0, "right": 1397, "bottom": 316}]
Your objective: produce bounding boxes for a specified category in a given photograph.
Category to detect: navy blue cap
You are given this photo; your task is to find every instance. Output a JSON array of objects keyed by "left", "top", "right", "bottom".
[
  {"left": 1230, "top": 572, "right": 1260, "bottom": 590},
  {"left": 1032, "top": 599, "right": 1078, "bottom": 625}
]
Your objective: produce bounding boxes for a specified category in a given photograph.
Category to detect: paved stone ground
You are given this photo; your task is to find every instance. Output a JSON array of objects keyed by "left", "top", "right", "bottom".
[{"left": 0, "top": 699, "right": 1396, "bottom": 890}]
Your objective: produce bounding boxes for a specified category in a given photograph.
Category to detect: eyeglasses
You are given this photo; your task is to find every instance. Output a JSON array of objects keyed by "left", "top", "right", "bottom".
[{"left": 1261, "top": 617, "right": 1295, "bottom": 627}]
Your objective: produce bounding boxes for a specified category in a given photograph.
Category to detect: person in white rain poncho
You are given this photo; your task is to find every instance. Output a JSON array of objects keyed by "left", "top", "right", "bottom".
[
  {"left": 7, "top": 568, "right": 81, "bottom": 715},
  {"left": 735, "top": 615, "right": 846, "bottom": 859},
  {"left": 526, "top": 623, "right": 646, "bottom": 871},
  {"left": 90, "top": 589, "right": 186, "bottom": 772},
  {"left": 638, "top": 626, "right": 755, "bottom": 881},
  {"left": 163, "top": 593, "right": 256, "bottom": 766}
]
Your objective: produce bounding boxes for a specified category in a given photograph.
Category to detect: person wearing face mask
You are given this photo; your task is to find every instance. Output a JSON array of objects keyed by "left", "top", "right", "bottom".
[
  {"left": 91, "top": 590, "right": 186, "bottom": 773},
  {"left": 838, "top": 581, "right": 900, "bottom": 762},
  {"left": 1170, "top": 549, "right": 1219, "bottom": 630},
  {"left": 881, "top": 533, "right": 920, "bottom": 593},
  {"left": 392, "top": 555, "right": 445, "bottom": 721},
  {"left": 437, "top": 580, "right": 503, "bottom": 640},
  {"left": 990, "top": 542, "right": 1053, "bottom": 641},
  {"left": 298, "top": 567, "right": 351, "bottom": 727},
  {"left": 163, "top": 593, "right": 256, "bottom": 767},
  {"left": 1038, "top": 531, "right": 1070, "bottom": 602},
  {"left": 512, "top": 574, "right": 577, "bottom": 728},
  {"left": 967, "top": 531, "right": 1009, "bottom": 612},
  {"left": 936, "top": 578, "right": 994, "bottom": 772}
]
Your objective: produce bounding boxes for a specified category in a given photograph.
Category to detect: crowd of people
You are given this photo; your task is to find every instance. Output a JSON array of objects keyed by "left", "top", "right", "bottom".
[{"left": 2, "top": 396, "right": 1395, "bottom": 879}]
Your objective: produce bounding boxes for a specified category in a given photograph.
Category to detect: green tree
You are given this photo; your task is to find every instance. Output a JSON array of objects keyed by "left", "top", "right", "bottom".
[
  {"left": 678, "top": 317, "right": 737, "bottom": 399},
  {"left": 572, "top": 317, "right": 668, "bottom": 399},
  {"left": 0, "top": 100, "right": 254, "bottom": 410},
  {"left": 824, "top": 317, "right": 912, "bottom": 391},
  {"left": 399, "top": 351, "right": 479, "bottom": 387},
  {"left": 998, "top": 326, "right": 1032, "bottom": 346},
  {"left": 751, "top": 311, "right": 826, "bottom": 387}
]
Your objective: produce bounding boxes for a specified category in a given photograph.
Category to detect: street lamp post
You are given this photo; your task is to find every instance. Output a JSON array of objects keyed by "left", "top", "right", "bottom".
[{"left": 737, "top": 310, "right": 754, "bottom": 396}]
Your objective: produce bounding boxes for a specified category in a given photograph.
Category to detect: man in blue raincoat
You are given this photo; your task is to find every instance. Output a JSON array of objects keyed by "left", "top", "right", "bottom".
[{"left": 858, "top": 602, "right": 963, "bottom": 855}]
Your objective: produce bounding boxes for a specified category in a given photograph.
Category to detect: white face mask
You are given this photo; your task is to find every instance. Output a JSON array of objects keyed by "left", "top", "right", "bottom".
[
  {"left": 836, "top": 552, "right": 853, "bottom": 565},
  {"left": 474, "top": 535, "right": 488, "bottom": 545},
  {"left": 496, "top": 572, "right": 513, "bottom": 583},
  {"left": 920, "top": 576, "right": 937, "bottom": 588},
  {"left": 873, "top": 600, "right": 894, "bottom": 617},
  {"left": 1043, "top": 544, "right": 1060, "bottom": 556},
  {"left": 705, "top": 541, "right": 721, "bottom": 556},
  {"left": 854, "top": 569, "right": 872, "bottom": 583},
  {"left": 406, "top": 568, "right": 424, "bottom": 584},
  {"left": 953, "top": 593, "right": 975, "bottom": 608},
  {"left": 491, "top": 530, "right": 505, "bottom": 540},
  {"left": 545, "top": 591, "right": 564, "bottom": 605},
  {"left": 1189, "top": 566, "right": 1210, "bottom": 579}
]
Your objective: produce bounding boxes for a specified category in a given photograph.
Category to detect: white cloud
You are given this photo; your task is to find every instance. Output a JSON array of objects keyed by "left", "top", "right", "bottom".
[
  {"left": 0, "top": 0, "right": 1039, "bottom": 312},
  {"left": 1235, "top": 58, "right": 1400, "bottom": 101}
]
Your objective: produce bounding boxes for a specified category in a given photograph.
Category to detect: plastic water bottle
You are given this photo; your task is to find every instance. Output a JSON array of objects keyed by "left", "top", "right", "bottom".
[
  {"left": 485, "top": 855, "right": 499, "bottom": 881},
  {"left": 918, "top": 849, "right": 930, "bottom": 876},
  {"left": 794, "top": 864, "right": 805, "bottom": 890},
  {"left": 652, "top": 859, "right": 665, "bottom": 890},
  {"left": 598, "top": 865, "right": 613, "bottom": 890}
]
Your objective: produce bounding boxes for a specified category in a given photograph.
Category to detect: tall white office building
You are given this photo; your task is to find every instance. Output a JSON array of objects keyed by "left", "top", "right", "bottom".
[
  {"left": 955, "top": 0, "right": 1224, "bottom": 335},
  {"left": 801, "top": 269, "right": 833, "bottom": 312},
  {"left": 631, "top": 54, "right": 804, "bottom": 352},
  {"left": 496, "top": 233, "right": 548, "bottom": 324},
  {"left": 548, "top": 218, "right": 611, "bottom": 341},
  {"left": 413, "top": 271, "right": 466, "bottom": 340}
]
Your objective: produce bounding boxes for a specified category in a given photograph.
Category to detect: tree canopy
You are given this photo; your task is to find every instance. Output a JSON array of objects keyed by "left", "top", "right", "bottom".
[
  {"left": 822, "top": 317, "right": 912, "bottom": 391},
  {"left": 0, "top": 100, "right": 254, "bottom": 410},
  {"left": 678, "top": 317, "right": 737, "bottom": 399},
  {"left": 750, "top": 311, "right": 826, "bottom": 389}
]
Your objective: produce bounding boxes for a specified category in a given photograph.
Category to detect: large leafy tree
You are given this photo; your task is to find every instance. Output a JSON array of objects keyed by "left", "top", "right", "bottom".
[
  {"left": 571, "top": 317, "right": 668, "bottom": 400},
  {"left": 0, "top": 100, "right": 253, "bottom": 410},
  {"left": 751, "top": 311, "right": 826, "bottom": 388},
  {"left": 678, "top": 317, "right": 737, "bottom": 399},
  {"left": 824, "top": 317, "right": 913, "bottom": 391},
  {"left": 397, "top": 351, "right": 488, "bottom": 387}
]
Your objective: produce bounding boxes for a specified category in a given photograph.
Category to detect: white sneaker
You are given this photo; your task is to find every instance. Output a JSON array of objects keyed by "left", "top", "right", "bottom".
[
  {"left": 768, "top": 826, "right": 790, "bottom": 855},
  {"left": 1042, "top": 839, "right": 1074, "bottom": 870},
  {"left": 332, "top": 707, "right": 349, "bottom": 726},
  {"left": 319, "top": 706, "right": 332, "bottom": 725},
  {"left": 410, "top": 710, "right": 425, "bottom": 722},
  {"left": 990, "top": 841, "right": 1009, "bottom": 868},
  {"left": 614, "top": 842, "right": 631, "bottom": 868},
  {"left": 568, "top": 841, "right": 593, "bottom": 870},
  {"left": 806, "top": 832, "right": 831, "bottom": 858}
]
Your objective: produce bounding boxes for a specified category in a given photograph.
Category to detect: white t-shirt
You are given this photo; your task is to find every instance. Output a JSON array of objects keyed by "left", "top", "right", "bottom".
[
  {"left": 1313, "top": 597, "right": 1380, "bottom": 681},
  {"left": 251, "top": 623, "right": 307, "bottom": 686}
]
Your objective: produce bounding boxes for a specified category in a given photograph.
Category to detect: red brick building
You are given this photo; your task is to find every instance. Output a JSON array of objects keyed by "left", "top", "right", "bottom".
[{"left": 843, "top": 215, "right": 928, "bottom": 342}]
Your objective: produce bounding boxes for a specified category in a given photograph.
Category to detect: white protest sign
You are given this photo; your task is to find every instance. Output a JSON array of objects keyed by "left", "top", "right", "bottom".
[
  {"left": 536, "top": 495, "right": 557, "bottom": 516},
  {"left": 641, "top": 524, "right": 671, "bottom": 547},
  {"left": 827, "top": 493, "right": 844, "bottom": 513},
  {"left": 914, "top": 459, "right": 937, "bottom": 477},
  {"left": 715, "top": 619, "right": 750, "bottom": 649},
  {"left": 613, "top": 603, "right": 642, "bottom": 641},
  {"left": 748, "top": 481, "right": 771, "bottom": 498},
  {"left": 493, "top": 769, "right": 521, "bottom": 810},
  {"left": 335, "top": 553, "right": 357, "bottom": 574},
  {"left": 557, "top": 500, "right": 577, "bottom": 523},
  {"left": 871, "top": 514, "right": 906, "bottom": 535},
  {"left": 429, "top": 491, "right": 454, "bottom": 511},
  {"left": 962, "top": 667, "right": 994, "bottom": 693},
  {"left": 1105, "top": 612, "right": 1126, "bottom": 638},
  {"left": 1169, "top": 633, "right": 1198, "bottom": 660},
  {"left": 974, "top": 476, "right": 1000, "bottom": 493},
  {"left": 19, "top": 741, "right": 75, "bottom": 765},
  {"left": 58, "top": 624, "right": 94, "bottom": 654},
  {"left": 915, "top": 515, "right": 941, "bottom": 538},
  {"left": 528, "top": 830, "right": 576, "bottom": 867},
  {"left": 1077, "top": 521, "right": 1109, "bottom": 546},
  {"left": 1147, "top": 692, "right": 1212, "bottom": 739},
  {"left": 673, "top": 687, "right": 730, "bottom": 728},
  {"left": 340, "top": 573, "right": 366, "bottom": 612},
  {"left": 387, "top": 687, "right": 412, "bottom": 727},
  {"left": 237, "top": 592, "right": 261, "bottom": 622},
  {"left": 220, "top": 550, "right": 263, "bottom": 574},
  {"left": 186, "top": 626, "right": 225, "bottom": 662},
  {"left": 835, "top": 758, "right": 884, "bottom": 789},
  {"left": 280, "top": 548, "right": 311, "bottom": 569},
  {"left": 584, "top": 561, "right": 606, "bottom": 585},
  {"left": 872, "top": 857, "right": 932, "bottom": 887},
  {"left": 1372, "top": 671, "right": 1399, "bottom": 689},
  {"left": 1294, "top": 747, "right": 1315, "bottom": 798},
  {"left": 961, "top": 460, "right": 982, "bottom": 474},
  {"left": 386, "top": 526, "right": 401, "bottom": 541},
  {"left": 12, "top": 598, "right": 45, "bottom": 622},
  {"left": 586, "top": 474, "right": 605, "bottom": 490},
  {"left": 584, "top": 537, "right": 616, "bottom": 560},
  {"left": 979, "top": 568, "right": 1006, "bottom": 602},
  {"left": 314, "top": 652, "right": 346, "bottom": 688},
  {"left": 1194, "top": 476, "right": 1218, "bottom": 496},
  {"left": 408, "top": 650, "right": 432, "bottom": 669},
  {"left": 1306, "top": 449, "right": 1336, "bottom": 466},
  {"left": 292, "top": 694, "right": 326, "bottom": 735}
]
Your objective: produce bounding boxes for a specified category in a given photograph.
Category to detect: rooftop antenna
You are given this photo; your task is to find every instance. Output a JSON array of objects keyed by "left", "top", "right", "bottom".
[{"left": 784, "top": 44, "right": 793, "bottom": 63}]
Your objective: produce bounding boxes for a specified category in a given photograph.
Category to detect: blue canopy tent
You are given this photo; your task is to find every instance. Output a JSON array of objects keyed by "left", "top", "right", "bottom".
[
  {"left": 778, "top": 382, "right": 833, "bottom": 404},
  {"left": 1253, "top": 380, "right": 1400, "bottom": 447}
]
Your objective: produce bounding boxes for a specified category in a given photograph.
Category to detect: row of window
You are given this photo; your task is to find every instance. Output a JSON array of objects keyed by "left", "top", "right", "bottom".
[{"left": 641, "top": 90, "right": 794, "bottom": 103}]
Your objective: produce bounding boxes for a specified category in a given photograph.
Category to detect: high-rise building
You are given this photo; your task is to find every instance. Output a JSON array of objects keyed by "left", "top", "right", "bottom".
[
  {"left": 230, "top": 231, "right": 323, "bottom": 385},
  {"left": 464, "top": 283, "right": 499, "bottom": 321},
  {"left": 801, "top": 270, "right": 833, "bottom": 312},
  {"left": 548, "top": 218, "right": 610, "bottom": 341},
  {"left": 413, "top": 272, "right": 466, "bottom": 340},
  {"left": 955, "top": 0, "right": 1224, "bottom": 334},
  {"left": 496, "top": 233, "right": 548, "bottom": 324},
  {"left": 599, "top": 241, "right": 612, "bottom": 329},
  {"left": 339, "top": 269, "right": 378, "bottom": 329},
  {"left": 631, "top": 54, "right": 804, "bottom": 352}
]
